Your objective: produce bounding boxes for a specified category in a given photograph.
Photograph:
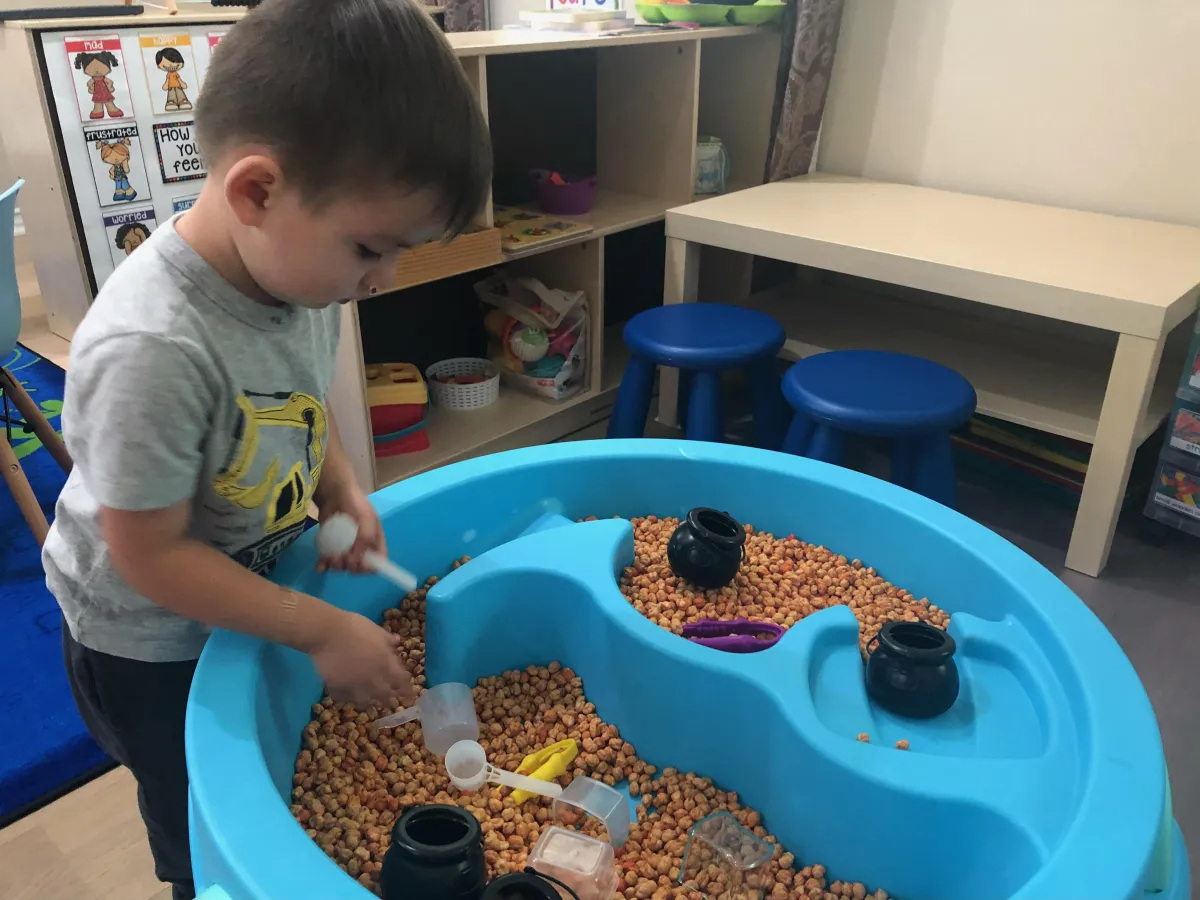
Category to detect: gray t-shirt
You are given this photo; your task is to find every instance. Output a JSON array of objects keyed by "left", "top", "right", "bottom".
[{"left": 43, "top": 217, "right": 341, "bottom": 662}]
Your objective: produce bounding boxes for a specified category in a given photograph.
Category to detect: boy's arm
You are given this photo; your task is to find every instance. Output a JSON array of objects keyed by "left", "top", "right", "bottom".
[
  {"left": 101, "top": 502, "right": 414, "bottom": 706},
  {"left": 314, "top": 409, "right": 386, "bottom": 574},
  {"left": 69, "top": 332, "right": 412, "bottom": 706}
]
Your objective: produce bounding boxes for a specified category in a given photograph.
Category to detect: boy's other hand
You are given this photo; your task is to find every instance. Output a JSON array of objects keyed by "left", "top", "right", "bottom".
[
  {"left": 316, "top": 484, "right": 386, "bottom": 575},
  {"left": 311, "top": 611, "right": 415, "bottom": 708}
]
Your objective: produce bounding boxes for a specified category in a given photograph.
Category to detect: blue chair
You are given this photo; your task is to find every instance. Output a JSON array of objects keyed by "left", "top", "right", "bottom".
[
  {"left": 607, "top": 303, "right": 788, "bottom": 446},
  {"left": 780, "top": 350, "right": 976, "bottom": 508},
  {"left": 1, "top": 179, "right": 72, "bottom": 545}
]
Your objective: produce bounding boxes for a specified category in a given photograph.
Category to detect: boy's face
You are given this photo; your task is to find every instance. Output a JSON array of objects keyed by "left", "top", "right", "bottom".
[
  {"left": 239, "top": 184, "right": 449, "bottom": 308},
  {"left": 159, "top": 58, "right": 184, "bottom": 72}
]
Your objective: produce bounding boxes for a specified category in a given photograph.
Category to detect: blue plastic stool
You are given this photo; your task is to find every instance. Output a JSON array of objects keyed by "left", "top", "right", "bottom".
[
  {"left": 607, "top": 303, "right": 788, "bottom": 445},
  {"left": 781, "top": 350, "right": 977, "bottom": 508}
]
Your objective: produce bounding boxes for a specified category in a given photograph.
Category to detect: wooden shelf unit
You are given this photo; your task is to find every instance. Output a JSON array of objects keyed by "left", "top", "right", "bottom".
[{"left": 0, "top": 11, "right": 780, "bottom": 491}]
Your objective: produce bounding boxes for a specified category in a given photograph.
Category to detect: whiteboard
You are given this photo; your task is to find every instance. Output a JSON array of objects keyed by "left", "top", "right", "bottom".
[{"left": 40, "top": 24, "right": 232, "bottom": 292}]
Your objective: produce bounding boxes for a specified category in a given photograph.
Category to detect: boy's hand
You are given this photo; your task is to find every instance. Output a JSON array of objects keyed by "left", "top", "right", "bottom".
[
  {"left": 310, "top": 610, "right": 415, "bottom": 708},
  {"left": 316, "top": 483, "right": 385, "bottom": 575}
]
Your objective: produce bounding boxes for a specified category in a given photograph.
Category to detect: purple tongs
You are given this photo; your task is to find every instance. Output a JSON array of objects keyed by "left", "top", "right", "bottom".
[{"left": 682, "top": 618, "right": 784, "bottom": 653}]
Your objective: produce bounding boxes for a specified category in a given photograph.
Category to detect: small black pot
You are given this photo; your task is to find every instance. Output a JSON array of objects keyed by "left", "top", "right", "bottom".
[
  {"left": 380, "top": 805, "right": 487, "bottom": 900},
  {"left": 667, "top": 508, "right": 746, "bottom": 590},
  {"left": 481, "top": 871, "right": 564, "bottom": 899},
  {"left": 865, "top": 621, "right": 959, "bottom": 719}
]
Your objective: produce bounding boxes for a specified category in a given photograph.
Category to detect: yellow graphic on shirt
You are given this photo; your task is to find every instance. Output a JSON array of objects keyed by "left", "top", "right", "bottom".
[{"left": 212, "top": 391, "right": 326, "bottom": 535}]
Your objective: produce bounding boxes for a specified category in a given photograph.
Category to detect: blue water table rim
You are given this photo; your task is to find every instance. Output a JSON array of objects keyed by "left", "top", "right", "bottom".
[{"left": 186, "top": 439, "right": 1179, "bottom": 900}]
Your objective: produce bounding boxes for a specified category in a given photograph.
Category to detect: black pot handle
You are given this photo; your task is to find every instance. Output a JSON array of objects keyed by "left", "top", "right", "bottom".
[{"left": 525, "top": 867, "right": 581, "bottom": 900}]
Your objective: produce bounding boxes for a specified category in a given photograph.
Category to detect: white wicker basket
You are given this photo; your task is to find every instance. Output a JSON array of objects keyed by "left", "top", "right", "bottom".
[{"left": 426, "top": 358, "right": 500, "bottom": 410}]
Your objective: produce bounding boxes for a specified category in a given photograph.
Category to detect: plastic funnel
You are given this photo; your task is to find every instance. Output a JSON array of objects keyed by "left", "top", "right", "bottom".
[
  {"left": 372, "top": 682, "right": 479, "bottom": 756},
  {"left": 315, "top": 513, "right": 418, "bottom": 591},
  {"left": 445, "top": 741, "right": 564, "bottom": 799}
]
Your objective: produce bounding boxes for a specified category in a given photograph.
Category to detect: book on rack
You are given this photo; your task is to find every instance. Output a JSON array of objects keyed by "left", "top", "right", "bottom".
[{"left": 494, "top": 205, "right": 594, "bottom": 253}]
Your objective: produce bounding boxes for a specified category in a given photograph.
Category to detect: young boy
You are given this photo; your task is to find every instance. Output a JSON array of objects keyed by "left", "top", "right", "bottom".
[{"left": 42, "top": 1, "right": 491, "bottom": 897}]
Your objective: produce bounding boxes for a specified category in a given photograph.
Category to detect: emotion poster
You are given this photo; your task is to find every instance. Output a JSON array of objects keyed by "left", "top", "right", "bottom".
[
  {"left": 83, "top": 122, "right": 151, "bottom": 208},
  {"left": 104, "top": 206, "right": 157, "bottom": 268},
  {"left": 139, "top": 33, "right": 197, "bottom": 115},
  {"left": 65, "top": 34, "right": 134, "bottom": 122},
  {"left": 152, "top": 120, "right": 207, "bottom": 184},
  {"left": 171, "top": 194, "right": 200, "bottom": 214}
]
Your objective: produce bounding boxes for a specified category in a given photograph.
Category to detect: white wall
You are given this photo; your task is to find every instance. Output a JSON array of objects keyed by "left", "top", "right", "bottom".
[{"left": 817, "top": 0, "right": 1200, "bottom": 227}]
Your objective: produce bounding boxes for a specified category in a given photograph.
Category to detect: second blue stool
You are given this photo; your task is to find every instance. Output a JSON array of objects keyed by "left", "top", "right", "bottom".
[
  {"left": 608, "top": 303, "right": 787, "bottom": 446},
  {"left": 781, "top": 350, "right": 977, "bottom": 508}
]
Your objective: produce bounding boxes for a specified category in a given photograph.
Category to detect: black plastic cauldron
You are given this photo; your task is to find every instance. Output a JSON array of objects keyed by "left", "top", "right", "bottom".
[
  {"left": 482, "top": 868, "right": 579, "bottom": 899},
  {"left": 380, "top": 805, "right": 487, "bottom": 900},
  {"left": 667, "top": 508, "right": 746, "bottom": 589},
  {"left": 864, "top": 620, "right": 959, "bottom": 719}
]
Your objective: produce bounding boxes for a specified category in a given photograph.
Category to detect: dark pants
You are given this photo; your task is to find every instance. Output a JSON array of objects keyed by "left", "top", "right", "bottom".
[{"left": 63, "top": 620, "right": 198, "bottom": 900}]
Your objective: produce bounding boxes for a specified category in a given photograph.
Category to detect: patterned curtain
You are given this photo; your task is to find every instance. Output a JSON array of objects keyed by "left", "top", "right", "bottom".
[
  {"left": 766, "top": 0, "right": 845, "bottom": 181},
  {"left": 443, "top": 0, "right": 486, "bottom": 31}
]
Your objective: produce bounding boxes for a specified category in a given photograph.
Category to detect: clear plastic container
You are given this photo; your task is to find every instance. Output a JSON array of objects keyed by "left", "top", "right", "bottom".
[
  {"left": 678, "top": 811, "right": 773, "bottom": 900},
  {"left": 526, "top": 826, "right": 617, "bottom": 900},
  {"left": 552, "top": 776, "right": 629, "bottom": 848},
  {"left": 372, "top": 682, "right": 480, "bottom": 757}
]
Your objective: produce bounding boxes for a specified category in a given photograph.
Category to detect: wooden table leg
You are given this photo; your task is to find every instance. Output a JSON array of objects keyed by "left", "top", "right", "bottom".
[
  {"left": 1, "top": 367, "right": 71, "bottom": 474},
  {"left": 656, "top": 237, "right": 700, "bottom": 429},
  {"left": 0, "top": 428, "right": 49, "bottom": 546},
  {"left": 1066, "top": 333, "right": 1166, "bottom": 576}
]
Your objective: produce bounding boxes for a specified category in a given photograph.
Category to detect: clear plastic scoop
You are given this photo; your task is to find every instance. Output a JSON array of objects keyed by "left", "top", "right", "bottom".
[
  {"left": 315, "top": 512, "right": 418, "bottom": 592},
  {"left": 372, "top": 682, "right": 479, "bottom": 756},
  {"left": 445, "top": 740, "right": 564, "bottom": 799}
]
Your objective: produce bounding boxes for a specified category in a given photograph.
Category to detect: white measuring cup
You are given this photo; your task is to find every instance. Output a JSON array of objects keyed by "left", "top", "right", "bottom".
[
  {"left": 445, "top": 740, "right": 564, "bottom": 799},
  {"left": 372, "top": 682, "right": 480, "bottom": 756},
  {"left": 315, "top": 512, "right": 418, "bottom": 592}
]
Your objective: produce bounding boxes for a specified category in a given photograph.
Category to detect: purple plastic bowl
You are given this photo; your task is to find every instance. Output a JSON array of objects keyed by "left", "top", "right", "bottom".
[{"left": 532, "top": 169, "right": 597, "bottom": 216}]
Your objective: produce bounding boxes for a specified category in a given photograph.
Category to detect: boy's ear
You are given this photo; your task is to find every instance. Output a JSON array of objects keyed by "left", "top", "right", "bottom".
[{"left": 224, "top": 154, "right": 284, "bottom": 228}]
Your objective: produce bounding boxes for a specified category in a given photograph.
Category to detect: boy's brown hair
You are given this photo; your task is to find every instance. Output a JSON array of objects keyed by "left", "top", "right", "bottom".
[{"left": 196, "top": 0, "right": 491, "bottom": 236}]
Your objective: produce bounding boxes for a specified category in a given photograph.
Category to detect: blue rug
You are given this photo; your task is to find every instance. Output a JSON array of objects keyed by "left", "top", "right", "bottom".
[{"left": 0, "top": 345, "right": 111, "bottom": 825}]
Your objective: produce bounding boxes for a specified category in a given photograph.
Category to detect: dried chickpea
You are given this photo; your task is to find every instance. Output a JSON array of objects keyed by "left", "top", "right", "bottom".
[{"left": 290, "top": 543, "right": 902, "bottom": 900}]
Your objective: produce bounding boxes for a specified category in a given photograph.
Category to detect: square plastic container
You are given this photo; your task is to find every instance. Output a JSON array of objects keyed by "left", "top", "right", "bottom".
[
  {"left": 552, "top": 776, "right": 629, "bottom": 848},
  {"left": 527, "top": 826, "right": 617, "bottom": 900},
  {"left": 679, "top": 811, "right": 773, "bottom": 900}
]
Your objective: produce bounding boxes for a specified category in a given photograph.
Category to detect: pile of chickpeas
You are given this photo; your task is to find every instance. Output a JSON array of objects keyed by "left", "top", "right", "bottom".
[
  {"left": 290, "top": 519, "right": 923, "bottom": 899},
  {"left": 615, "top": 516, "right": 949, "bottom": 654}
]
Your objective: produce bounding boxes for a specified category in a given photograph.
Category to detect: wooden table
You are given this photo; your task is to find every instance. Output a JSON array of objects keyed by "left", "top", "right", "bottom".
[{"left": 662, "top": 173, "right": 1200, "bottom": 576}]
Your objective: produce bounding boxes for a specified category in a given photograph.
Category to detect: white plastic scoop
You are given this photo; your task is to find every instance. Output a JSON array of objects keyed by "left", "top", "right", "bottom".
[
  {"left": 445, "top": 740, "right": 564, "bottom": 799},
  {"left": 315, "top": 512, "right": 418, "bottom": 592}
]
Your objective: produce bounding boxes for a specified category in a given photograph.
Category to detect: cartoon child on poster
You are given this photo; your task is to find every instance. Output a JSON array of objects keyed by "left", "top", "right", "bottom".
[
  {"left": 74, "top": 50, "right": 124, "bottom": 119},
  {"left": 114, "top": 220, "right": 152, "bottom": 257},
  {"left": 95, "top": 137, "right": 138, "bottom": 202},
  {"left": 156, "top": 47, "right": 192, "bottom": 112}
]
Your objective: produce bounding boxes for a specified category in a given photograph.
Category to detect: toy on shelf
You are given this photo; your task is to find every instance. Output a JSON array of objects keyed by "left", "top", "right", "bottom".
[
  {"left": 493, "top": 204, "right": 593, "bottom": 253},
  {"left": 426, "top": 358, "right": 501, "bottom": 410},
  {"left": 366, "top": 362, "right": 430, "bottom": 455},
  {"left": 478, "top": 274, "right": 588, "bottom": 402},
  {"left": 531, "top": 168, "right": 597, "bottom": 216}
]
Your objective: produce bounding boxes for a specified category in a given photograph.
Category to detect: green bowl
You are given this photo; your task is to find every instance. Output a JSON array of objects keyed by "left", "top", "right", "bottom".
[
  {"left": 658, "top": 2, "right": 733, "bottom": 24},
  {"left": 728, "top": 1, "right": 784, "bottom": 24},
  {"left": 636, "top": 1, "right": 669, "bottom": 22}
]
